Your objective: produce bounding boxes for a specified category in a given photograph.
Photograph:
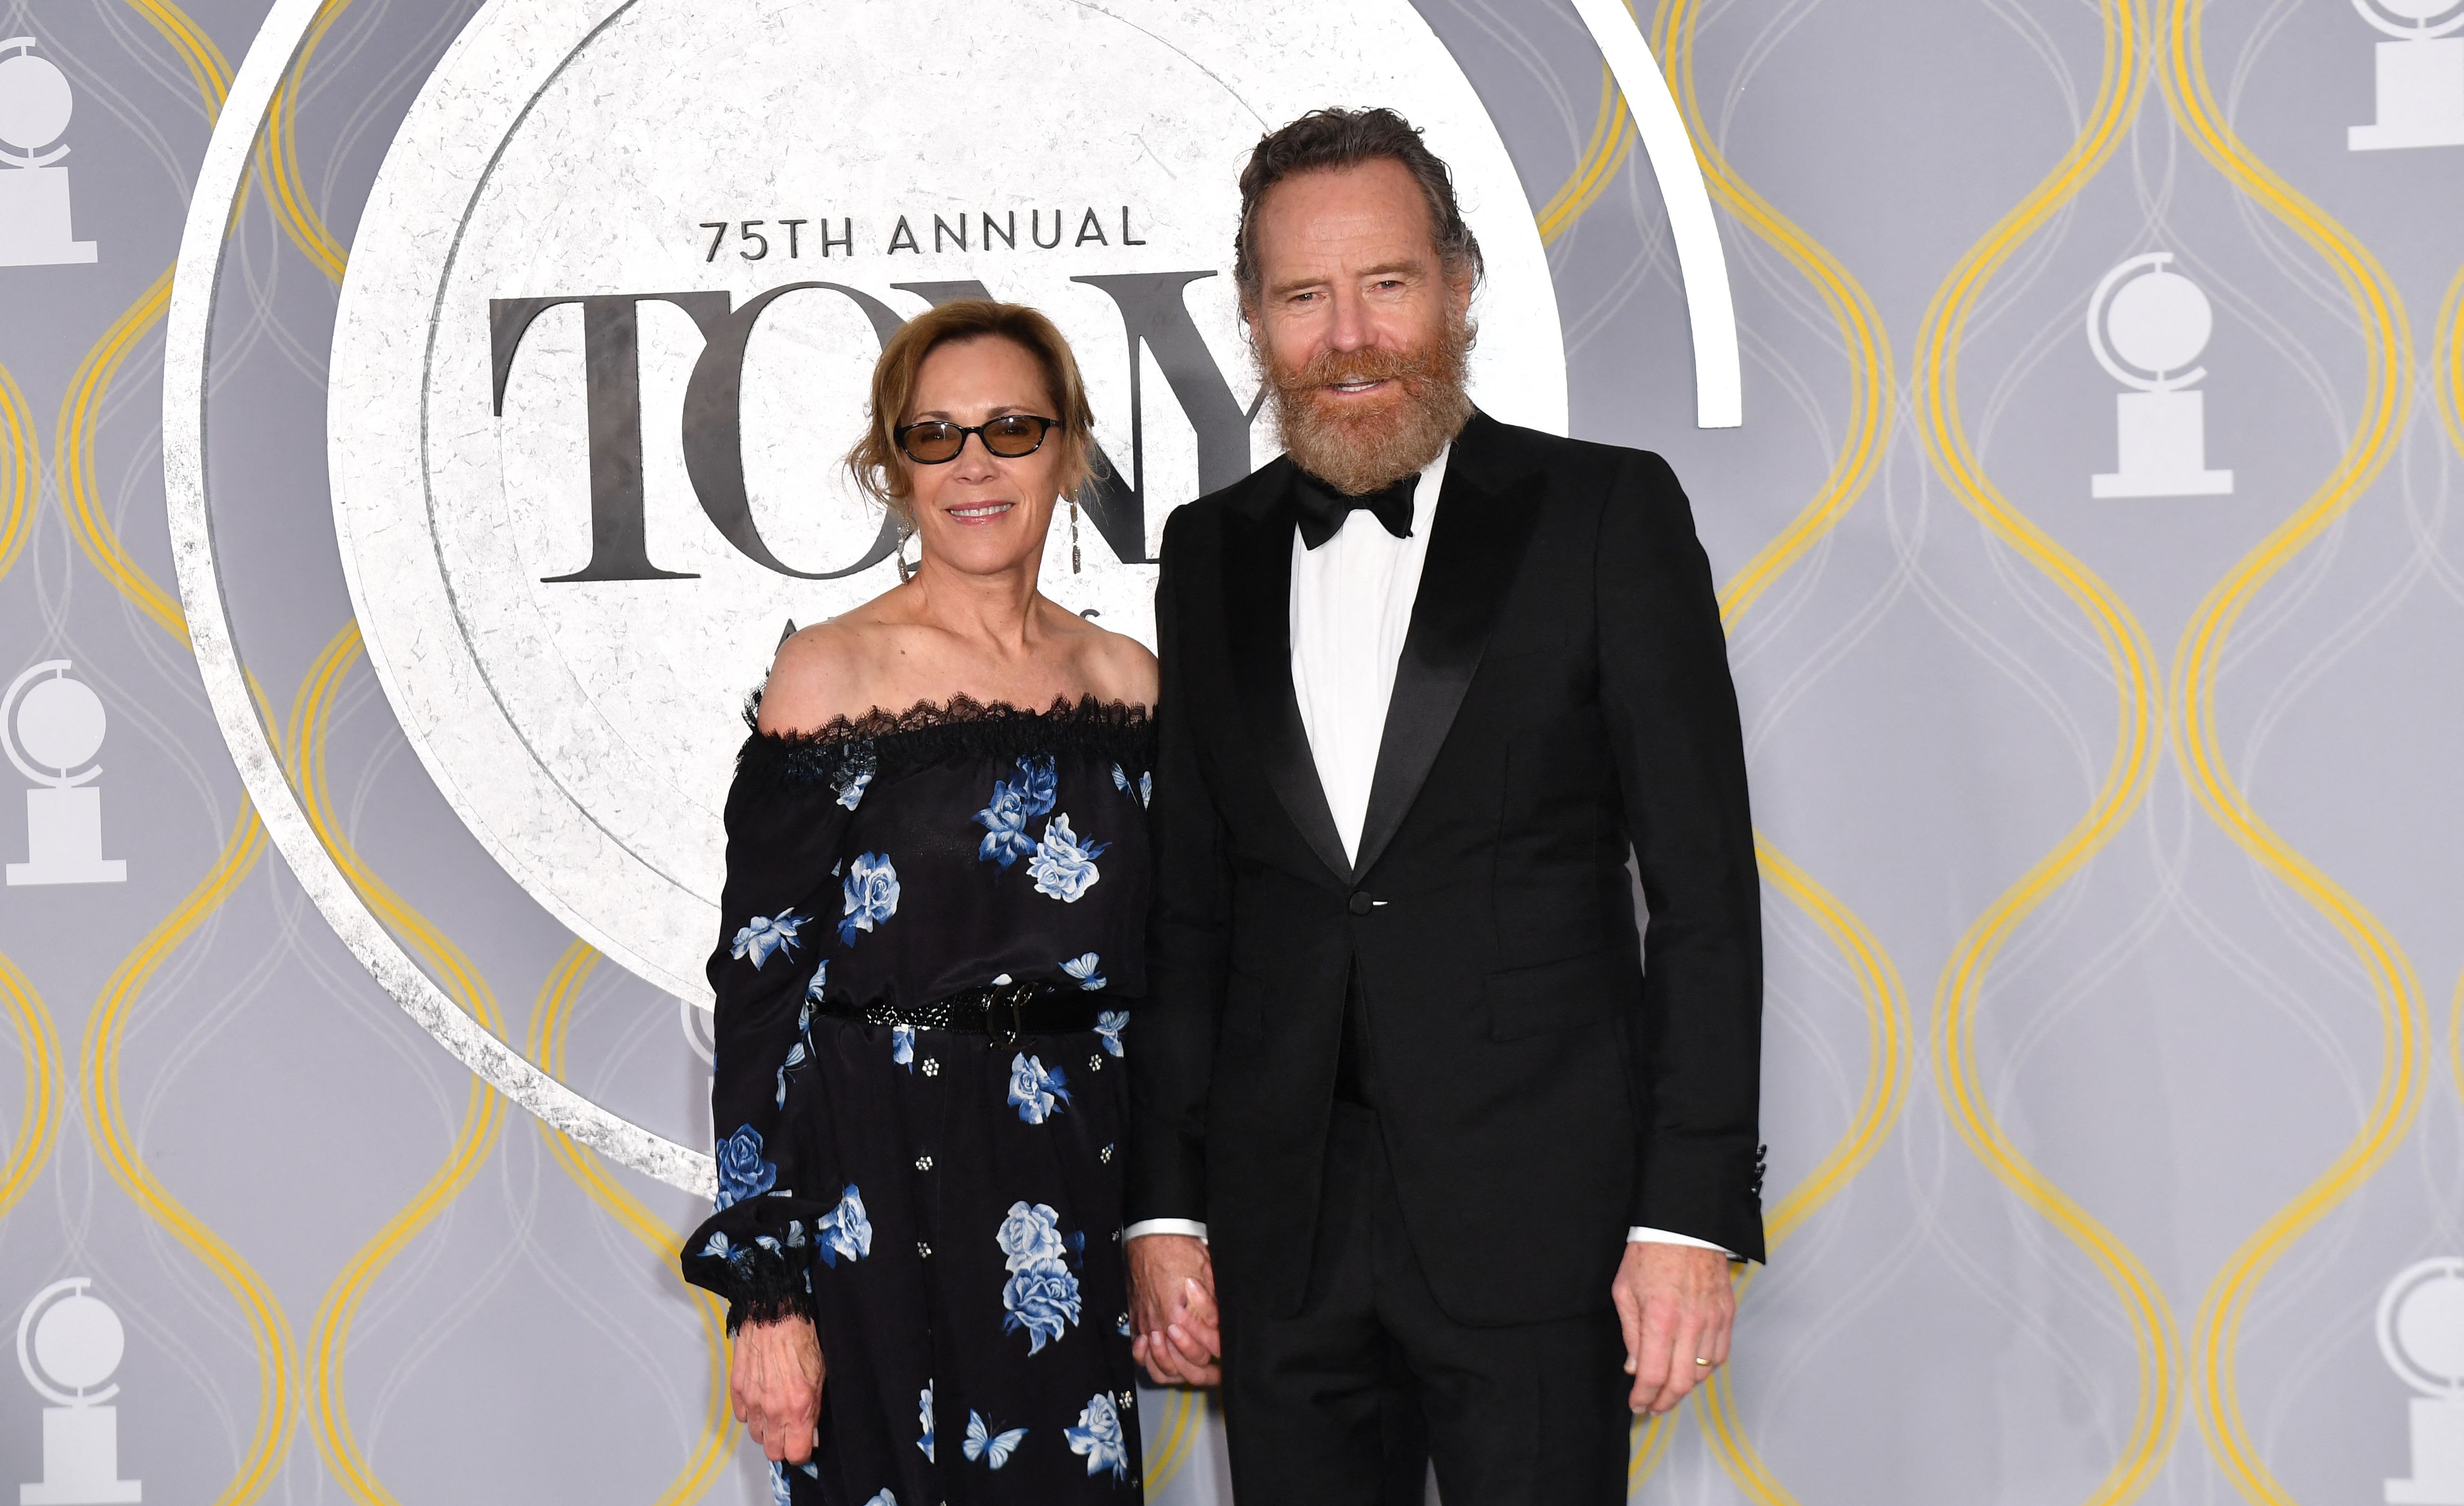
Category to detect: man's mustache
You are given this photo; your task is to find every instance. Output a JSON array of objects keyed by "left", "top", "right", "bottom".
[{"left": 1270, "top": 343, "right": 1436, "bottom": 395}]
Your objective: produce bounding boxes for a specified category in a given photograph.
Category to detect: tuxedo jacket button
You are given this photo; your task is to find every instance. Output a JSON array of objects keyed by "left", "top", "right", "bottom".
[{"left": 1348, "top": 892, "right": 1374, "bottom": 915}]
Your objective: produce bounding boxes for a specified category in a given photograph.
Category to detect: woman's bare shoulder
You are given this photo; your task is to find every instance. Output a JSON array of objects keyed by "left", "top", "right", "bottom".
[
  {"left": 757, "top": 619, "right": 888, "bottom": 735},
  {"left": 1071, "top": 614, "right": 1158, "bottom": 709}
]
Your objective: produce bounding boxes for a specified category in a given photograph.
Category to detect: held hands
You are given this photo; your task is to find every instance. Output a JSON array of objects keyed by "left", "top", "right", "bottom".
[
  {"left": 1127, "top": 1233, "right": 1223, "bottom": 1386},
  {"left": 732, "top": 1316, "right": 825, "bottom": 1463},
  {"left": 1612, "top": 1242, "right": 1736, "bottom": 1415}
]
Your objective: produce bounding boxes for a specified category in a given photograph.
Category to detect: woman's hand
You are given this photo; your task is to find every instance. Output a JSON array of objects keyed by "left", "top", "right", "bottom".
[
  {"left": 731, "top": 1316, "right": 825, "bottom": 1462},
  {"left": 1128, "top": 1234, "right": 1222, "bottom": 1386}
]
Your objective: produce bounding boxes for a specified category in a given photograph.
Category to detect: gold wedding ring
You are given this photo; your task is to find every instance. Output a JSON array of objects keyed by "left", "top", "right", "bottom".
[{"left": 1693, "top": 1357, "right": 1712, "bottom": 1367}]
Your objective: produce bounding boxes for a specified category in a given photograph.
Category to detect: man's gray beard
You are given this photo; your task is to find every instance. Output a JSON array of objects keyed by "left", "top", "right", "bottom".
[{"left": 1264, "top": 312, "right": 1476, "bottom": 496}]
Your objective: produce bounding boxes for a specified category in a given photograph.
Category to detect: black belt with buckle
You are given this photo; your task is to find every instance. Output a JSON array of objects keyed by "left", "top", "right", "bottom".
[{"left": 814, "top": 978, "right": 1106, "bottom": 1046}]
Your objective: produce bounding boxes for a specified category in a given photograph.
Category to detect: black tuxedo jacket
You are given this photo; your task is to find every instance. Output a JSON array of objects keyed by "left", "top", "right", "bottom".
[{"left": 1130, "top": 411, "right": 1765, "bottom": 1326}]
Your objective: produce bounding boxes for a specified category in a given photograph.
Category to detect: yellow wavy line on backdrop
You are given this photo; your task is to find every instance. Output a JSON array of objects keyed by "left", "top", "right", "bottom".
[
  {"left": 0, "top": 361, "right": 35, "bottom": 579},
  {"left": 262, "top": 0, "right": 353, "bottom": 283},
  {"left": 532, "top": 943, "right": 739, "bottom": 1506},
  {"left": 54, "top": 266, "right": 189, "bottom": 639},
  {"left": 2442, "top": 268, "right": 2464, "bottom": 1119},
  {"left": 1913, "top": 5, "right": 2187, "bottom": 1506},
  {"left": 1537, "top": 61, "right": 1639, "bottom": 246},
  {"left": 53, "top": 9, "right": 313, "bottom": 1505},
  {"left": 1142, "top": 1387, "right": 1206, "bottom": 1492},
  {"left": 0, "top": 361, "right": 59, "bottom": 1211},
  {"left": 56, "top": 0, "right": 287, "bottom": 640},
  {"left": 2157, "top": 9, "right": 2429, "bottom": 1504},
  {"left": 81, "top": 807, "right": 297, "bottom": 1506},
  {"left": 0, "top": 948, "right": 65, "bottom": 1224},
  {"left": 287, "top": 622, "right": 512, "bottom": 1506},
  {"left": 1618, "top": 0, "right": 1909, "bottom": 1498}
]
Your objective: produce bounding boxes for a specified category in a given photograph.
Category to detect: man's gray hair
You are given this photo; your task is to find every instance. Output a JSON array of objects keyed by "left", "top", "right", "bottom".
[{"left": 1232, "top": 107, "right": 1485, "bottom": 313}]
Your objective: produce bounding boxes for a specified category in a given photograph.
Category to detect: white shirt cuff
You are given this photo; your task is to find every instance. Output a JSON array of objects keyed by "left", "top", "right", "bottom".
[
  {"left": 1628, "top": 1225, "right": 1733, "bottom": 1256},
  {"left": 1125, "top": 1218, "right": 1208, "bottom": 1242}
]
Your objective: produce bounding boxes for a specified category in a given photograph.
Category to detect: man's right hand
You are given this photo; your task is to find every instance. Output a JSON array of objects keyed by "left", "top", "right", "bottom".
[
  {"left": 731, "top": 1315, "right": 825, "bottom": 1463},
  {"left": 1127, "top": 1233, "right": 1223, "bottom": 1386}
]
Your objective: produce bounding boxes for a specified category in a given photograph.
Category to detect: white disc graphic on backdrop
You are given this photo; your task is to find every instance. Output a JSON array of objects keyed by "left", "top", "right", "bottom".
[{"left": 329, "top": 0, "right": 1567, "bottom": 1005}]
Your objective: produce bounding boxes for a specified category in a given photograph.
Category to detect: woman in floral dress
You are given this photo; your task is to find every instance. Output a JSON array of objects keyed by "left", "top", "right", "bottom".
[{"left": 679, "top": 301, "right": 1158, "bottom": 1505}]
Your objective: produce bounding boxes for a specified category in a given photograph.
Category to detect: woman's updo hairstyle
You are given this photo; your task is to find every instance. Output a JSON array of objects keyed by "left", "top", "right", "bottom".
[{"left": 845, "top": 299, "right": 1103, "bottom": 525}]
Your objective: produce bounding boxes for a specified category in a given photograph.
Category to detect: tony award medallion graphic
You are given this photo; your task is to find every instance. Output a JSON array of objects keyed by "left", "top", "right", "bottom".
[
  {"left": 324, "top": 0, "right": 1568, "bottom": 1009},
  {"left": 2348, "top": 0, "right": 2464, "bottom": 151},
  {"left": 0, "top": 37, "right": 99, "bottom": 268},
  {"left": 2382, "top": 1258, "right": 2464, "bottom": 1505},
  {"left": 2087, "top": 253, "right": 2232, "bottom": 500},
  {"left": 15, "top": 1280, "right": 141, "bottom": 1506},
  {"left": 4, "top": 662, "right": 127, "bottom": 887}
]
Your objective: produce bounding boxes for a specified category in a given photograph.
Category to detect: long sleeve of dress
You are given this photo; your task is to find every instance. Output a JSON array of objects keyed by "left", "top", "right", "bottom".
[{"left": 678, "top": 732, "right": 872, "bottom": 1330}]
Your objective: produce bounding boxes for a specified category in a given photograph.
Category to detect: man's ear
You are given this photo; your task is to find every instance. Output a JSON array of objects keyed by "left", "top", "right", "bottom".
[{"left": 1446, "top": 270, "right": 1475, "bottom": 325}]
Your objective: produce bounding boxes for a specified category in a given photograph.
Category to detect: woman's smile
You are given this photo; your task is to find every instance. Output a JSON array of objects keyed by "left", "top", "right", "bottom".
[{"left": 945, "top": 499, "right": 1016, "bottom": 523}]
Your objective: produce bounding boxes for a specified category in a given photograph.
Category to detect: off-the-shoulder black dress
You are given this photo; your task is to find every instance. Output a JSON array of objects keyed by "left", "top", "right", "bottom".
[{"left": 679, "top": 696, "right": 1152, "bottom": 1506}]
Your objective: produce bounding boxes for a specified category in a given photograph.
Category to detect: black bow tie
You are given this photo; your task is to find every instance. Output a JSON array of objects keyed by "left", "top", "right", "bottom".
[{"left": 1290, "top": 470, "right": 1419, "bottom": 550}]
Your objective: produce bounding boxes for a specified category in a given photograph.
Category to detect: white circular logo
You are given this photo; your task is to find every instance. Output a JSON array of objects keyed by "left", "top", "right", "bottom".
[
  {"left": 2381, "top": 1256, "right": 2464, "bottom": 1397},
  {"left": 328, "top": 0, "right": 1568, "bottom": 1004}
]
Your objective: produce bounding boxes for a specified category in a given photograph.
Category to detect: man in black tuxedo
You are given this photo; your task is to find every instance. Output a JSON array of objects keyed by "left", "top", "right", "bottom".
[{"left": 1125, "top": 107, "right": 1765, "bottom": 1504}]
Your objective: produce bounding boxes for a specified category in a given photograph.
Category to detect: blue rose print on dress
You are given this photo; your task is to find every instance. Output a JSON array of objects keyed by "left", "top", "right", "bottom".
[
  {"left": 732, "top": 911, "right": 809, "bottom": 969},
  {"left": 838, "top": 852, "right": 899, "bottom": 944},
  {"left": 890, "top": 1024, "right": 915, "bottom": 1070},
  {"left": 964, "top": 1412, "right": 1027, "bottom": 1469},
  {"left": 1094, "top": 1009, "right": 1128, "bottom": 1058},
  {"left": 918, "top": 1381, "right": 935, "bottom": 1462},
  {"left": 1063, "top": 952, "right": 1106, "bottom": 990},
  {"left": 1007, "top": 1052, "right": 1070, "bottom": 1124},
  {"left": 1001, "top": 1264, "right": 1083, "bottom": 1354},
  {"left": 714, "top": 1125, "right": 777, "bottom": 1209},
  {"left": 1066, "top": 1392, "right": 1132, "bottom": 1480},
  {"left": 973, "top": 755, "right": 1057, "bottom": 866},
  {"left": 1027, "top": 815, "right": 1108, "bottom": 902},
  {"left": 995, "top": 1199, "right": 1084, "bottom": 1353},
  {"left": 815, "top": 1184, "right": 873, "bottom": 1267},
  {"left": 861, "top": 1493, "right": 896, "bottom": 1506},
  {"left": 996, "top": 1199, "right": 1069, "bottom": 1266},
  {"left": 1111, "top": 763, "right": 1151, "bottom": 808},
  {"left": 804, "top": 960, "right": 828, "bottom": 1003}
]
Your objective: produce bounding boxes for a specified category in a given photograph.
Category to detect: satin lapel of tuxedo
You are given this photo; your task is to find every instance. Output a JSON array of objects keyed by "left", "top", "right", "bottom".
[
  {"left": 1223, "top": 477, "right": 1354, "bottom": 885},
  {"left": 1351, "top": 442, "right": 1545, "bottom": 879}
]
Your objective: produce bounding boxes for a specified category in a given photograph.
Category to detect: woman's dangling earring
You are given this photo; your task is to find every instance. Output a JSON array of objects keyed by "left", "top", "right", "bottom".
[
  {"left": 1069, "top": 497, "right": 1082, "bottom": 575},
  {"left": 895, "top": 523, "right": 917, "bottom": 583}
]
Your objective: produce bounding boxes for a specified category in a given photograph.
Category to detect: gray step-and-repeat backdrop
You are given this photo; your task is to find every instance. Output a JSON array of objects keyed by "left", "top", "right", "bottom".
[{"left": 3, "top": 0, "right": 2463, "bottom": 1503}]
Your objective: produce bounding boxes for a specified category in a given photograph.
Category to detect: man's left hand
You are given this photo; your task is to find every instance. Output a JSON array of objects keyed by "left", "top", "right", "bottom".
[{"left": 1612, "top": 1242, "right": 1735, "bottom": 1415}]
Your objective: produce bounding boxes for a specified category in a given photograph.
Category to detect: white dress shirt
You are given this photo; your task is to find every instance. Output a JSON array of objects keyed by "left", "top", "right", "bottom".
[{"left": 1127, "top": 445, "right": 1726, "bottom": 1256}]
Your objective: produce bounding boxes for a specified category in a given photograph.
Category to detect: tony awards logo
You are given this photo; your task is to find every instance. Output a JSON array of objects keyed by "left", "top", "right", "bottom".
[
  {"left": 2382, "top": 1258, "right": 2464, "bottom": 1505},
  {"left": 319, "top": 0, "right": 1566, "bottom": 1007},
  {"left": 0, "top": 38, "right": 99, "bottom": 268},
  {"left": 2087, "top": 253, "right": 2233, "bottom": 500},
  {"left": 4, "top": 662, "right": 128, "bottom": 887},
  {"left": 2349, "top": 0, "right": 2464, "bottom": 152},
  {"left": 16, "top": 1279, "right": 141, "bottom": 1505}
]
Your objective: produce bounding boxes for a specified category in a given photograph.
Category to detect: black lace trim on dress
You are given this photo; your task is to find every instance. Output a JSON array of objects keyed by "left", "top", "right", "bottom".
[
  {"left": 724, "top": 1259, "right": 816, "bottom": 1335},
  {"left": 734, "top": 692, "right": 1154, "bottom": 788}
]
